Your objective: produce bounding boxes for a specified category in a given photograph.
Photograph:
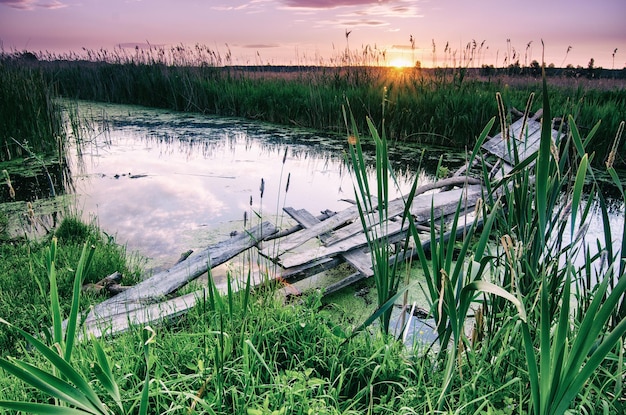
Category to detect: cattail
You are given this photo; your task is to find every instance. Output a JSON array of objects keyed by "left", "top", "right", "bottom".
[
  {"left": 285, "top": 172, "right": 291, "bottom": 193},
  {"left": 259, "top": 178, "right": 265, "bottom": 199},
  {"left": 550, "top": 137, "right": 559, "bottom": 165},
  {"left": 282, "top": 147, "right": 288, "bottom": 164},
  {"left": 473, "top": 198, "right": 483, "bottom": 221},
  {"left": 27, "top": 202, "right": 35, "bottom": 225},
  {"left": 3, "top": 170, "right": 15, "bottom": 200},
  {"left": 606, "top": 120, "right": 624, "bottom": 169},
  {"left": 249, "top": 196, "right": 253, "bottom": 206},
  {"left": 244, "top": 211, "right": 247, "bottom": 228}
]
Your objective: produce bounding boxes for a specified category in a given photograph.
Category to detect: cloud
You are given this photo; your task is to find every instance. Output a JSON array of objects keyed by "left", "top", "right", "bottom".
[
  {"left": 311, "top": 17, "right": 388, "bottom": 29},
  {"left": 282, "top": 0, "right": 394, "bottom": 8},
  {"left": 281, "top": 0, "right": 420, "bottom": 29},
  {"left": 0, "top": 0, "right": 67, "bottom": 10}
]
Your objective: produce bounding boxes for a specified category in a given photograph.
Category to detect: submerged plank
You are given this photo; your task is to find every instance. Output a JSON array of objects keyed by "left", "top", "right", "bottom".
[{"left": 80, "top": 221, "right": 276, "bottom": 334}]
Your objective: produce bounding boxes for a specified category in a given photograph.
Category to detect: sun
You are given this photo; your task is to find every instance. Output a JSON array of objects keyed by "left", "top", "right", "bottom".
[{"left": 388, "top": 58, "right": 413, "bottom": 68}]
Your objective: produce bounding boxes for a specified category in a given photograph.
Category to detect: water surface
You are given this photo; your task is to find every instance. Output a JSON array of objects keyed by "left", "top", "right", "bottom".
[{"left": 69, "top": 102, "right": 435, "bottom": 271}]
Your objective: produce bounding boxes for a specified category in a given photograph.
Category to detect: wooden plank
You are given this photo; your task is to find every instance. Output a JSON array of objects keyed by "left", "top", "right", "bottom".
[
  {"left": 279, "top": 256, "right": 343, "bottom": 282},
  {"left": 264, "top": 210, "right": 335, "bottom": 241},
  {"left": 79, "top": 290, "right": 203, "bottom": 339},
  {"left": 278, "top": 186, "right": 482, "bottom": 269},
  {"left": 323, "top": 185, "right": 481, "bottom": 247},
  {"left": 322, "top": 215, "right": 479, "bottom": 297},
  {"left": 482, "top": 118, "right": 559, "bottom": 165},
  {"left": 341, "top": 247, "right": 374, "bottom": 277},
  {"left": 80, "top": 221, "right": 277, "bottom": 331},
  {"left": 261, "top": 204, "right": 361, "bottom": 258},
  {"left": 285, "top": 208, "right": 375, "bottom": 277}
]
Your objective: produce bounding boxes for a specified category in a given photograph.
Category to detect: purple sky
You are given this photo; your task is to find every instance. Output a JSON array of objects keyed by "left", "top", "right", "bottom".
[{"left": 1, "top": 0, "right": 624, "bottom": 68}]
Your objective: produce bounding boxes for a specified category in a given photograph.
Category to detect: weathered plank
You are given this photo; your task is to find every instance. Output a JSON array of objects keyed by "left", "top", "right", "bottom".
[
  {"left": 482, "top": 117, "right": 560, "bottom": 166},
  {"left": 279, "top": 256, "right": 344, "bottom": 282},
  {"left": 79, "top": 221, "right": 277, "bottom": 335},
  {"left": 324, "top": 184, "right": 481, "bottom": 247},
  {"left": 284, "top": 207, "right": 375, "bottom": 277},
  {"left": 261, "top": 204, "right": 362, "bottom": 258},
  {"left": 322, "top": 214, "right": 479, "bottom": 296},
  {"left": 278, "top": 186, "right": 481, "bottom": 269}
]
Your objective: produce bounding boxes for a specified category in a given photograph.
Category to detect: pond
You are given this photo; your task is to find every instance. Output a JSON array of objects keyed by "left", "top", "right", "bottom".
[{"left": 65, "top": 101, "right": 456, "bottom": 273}]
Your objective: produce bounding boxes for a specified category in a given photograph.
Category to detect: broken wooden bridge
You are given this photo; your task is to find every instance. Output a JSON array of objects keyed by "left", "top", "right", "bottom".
[{"left": 72, "top": 112, "right": 557, "bottom": 339}]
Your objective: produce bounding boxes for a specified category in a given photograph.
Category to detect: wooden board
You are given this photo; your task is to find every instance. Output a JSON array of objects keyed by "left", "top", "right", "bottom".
[
  {"left": 284, "top": 207, "right": 375, "bottom": 277},
  {"left": 261, "top": 204, "right": 362, "bottom": 258},
  {"left": 482, "top": 117, "right": 559, "bottom": 165},
  {"left": 323, "top": 185, "right": 481, "bottom": 247},
  {"left": 278, "top": 186, "right": 482, "bottom": 269},
  {"left": 77, "top": 221, "right": 277, "bottom": 337}
]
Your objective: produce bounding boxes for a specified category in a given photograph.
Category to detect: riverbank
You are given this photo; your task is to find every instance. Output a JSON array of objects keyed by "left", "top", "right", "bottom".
[{"left": 3, "top": 49, "right": 625, "bottom": 169}]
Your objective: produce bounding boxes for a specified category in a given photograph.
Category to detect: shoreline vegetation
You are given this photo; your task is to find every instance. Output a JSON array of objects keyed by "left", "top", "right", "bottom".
[
  {"left": 0, "top": 45, "right": 625, "bottom": 414},
  {"left": 1, "top": 46, "right": 625, "bottom": 169}
]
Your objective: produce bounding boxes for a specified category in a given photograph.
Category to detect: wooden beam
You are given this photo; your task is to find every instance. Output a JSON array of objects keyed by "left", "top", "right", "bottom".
[{"left": 74, "top": 221, "right": 277, "bottom": 338}]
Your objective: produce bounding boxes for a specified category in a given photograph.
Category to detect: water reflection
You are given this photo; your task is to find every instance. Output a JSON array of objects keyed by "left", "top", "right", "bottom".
[{"left": 69, "top": 102, "right": 431, "bottom": 271}]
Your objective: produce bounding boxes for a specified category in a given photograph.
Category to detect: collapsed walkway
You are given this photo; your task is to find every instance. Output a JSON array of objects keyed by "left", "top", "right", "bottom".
[{"left": 73, "top": 112, "right": 557, "bottom": 339}]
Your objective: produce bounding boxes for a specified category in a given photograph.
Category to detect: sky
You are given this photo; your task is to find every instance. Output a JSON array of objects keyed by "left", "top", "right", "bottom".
[{"left": 1, "top": 0, "right": 625, "bottom": 68}]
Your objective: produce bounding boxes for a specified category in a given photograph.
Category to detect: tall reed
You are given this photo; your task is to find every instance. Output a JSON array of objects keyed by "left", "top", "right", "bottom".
[
  {"left": 488, "top": 71, "right": 626, "bottom": 414},
  {"left": 0, "top": 53, "right": 66, "bottom": 162}
]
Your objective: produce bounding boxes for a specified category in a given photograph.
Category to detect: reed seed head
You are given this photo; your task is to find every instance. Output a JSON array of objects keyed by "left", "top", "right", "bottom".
[
  {"left": 606, "top": 120, "right": 624, "bottom": 169},
  {"left": 550, "top": 137, "right": 559, "bottom": 165},
  {"left": 3, "top": 170, "right": 15, "bottom": 199}
]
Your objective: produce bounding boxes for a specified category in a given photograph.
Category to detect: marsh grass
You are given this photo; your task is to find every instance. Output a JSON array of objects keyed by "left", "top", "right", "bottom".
[
  {"left": 4, "top": 45, "right": 622, "bottom": 168},
  {"left": 0, "top": 53, "right": 66, "bottom": 162}
]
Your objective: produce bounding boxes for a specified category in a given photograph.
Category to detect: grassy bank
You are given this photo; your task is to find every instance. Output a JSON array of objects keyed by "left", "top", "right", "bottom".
[
  {"left": 45, "top": 60, "right": 625, "bottom": 165},
  {"left": 0, "top": 216, "right": 142, "bottom": 354},
  {"left": 1, "top": 46, "right": 622, "bottom": 168}
]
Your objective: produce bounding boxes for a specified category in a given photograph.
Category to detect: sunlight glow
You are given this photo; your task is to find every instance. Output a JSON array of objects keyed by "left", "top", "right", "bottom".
[{"left": 388, "top": 58, "right": 413, "bottom": 68}]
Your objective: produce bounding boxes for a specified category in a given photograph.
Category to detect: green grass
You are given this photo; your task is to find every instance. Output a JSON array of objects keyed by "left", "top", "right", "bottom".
[{"left": 0, "top": 216, "right": 142, "bottom": 355}]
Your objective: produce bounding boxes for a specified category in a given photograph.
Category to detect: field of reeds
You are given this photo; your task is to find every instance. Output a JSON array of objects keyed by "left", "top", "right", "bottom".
[
  {"left": 2, "top": 45, "right": 625, "bottom": 169},
  {"left": 0, "top": 52, "right": 66, "bottom": 163},
  {"left": 0, "top": 45, "right": 625, "bottom": 414}
]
